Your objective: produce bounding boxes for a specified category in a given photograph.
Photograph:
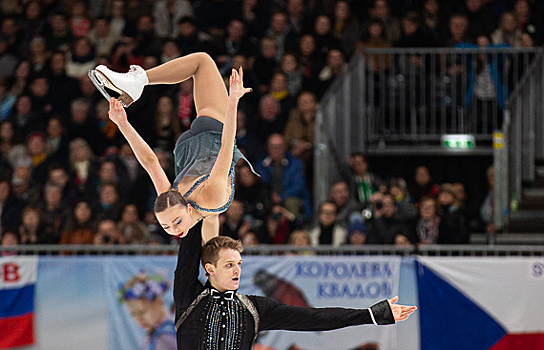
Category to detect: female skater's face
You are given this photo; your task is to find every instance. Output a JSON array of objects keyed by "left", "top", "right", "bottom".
[{"left": 156, "top": 205, "right": 192, "bottom": 237}]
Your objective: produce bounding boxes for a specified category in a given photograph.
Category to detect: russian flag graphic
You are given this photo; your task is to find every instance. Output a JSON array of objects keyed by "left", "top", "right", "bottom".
[
  {"left": 0, "top": 256, "right": 37, "bottom": 349},
  {"left": 416, "top": 257, "right": 544, "bottom": 350}
]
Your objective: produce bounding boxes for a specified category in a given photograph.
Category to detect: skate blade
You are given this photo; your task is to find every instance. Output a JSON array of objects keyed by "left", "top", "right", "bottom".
[{"left": 87, "top": 69, "right": 134, "bottom": 108}]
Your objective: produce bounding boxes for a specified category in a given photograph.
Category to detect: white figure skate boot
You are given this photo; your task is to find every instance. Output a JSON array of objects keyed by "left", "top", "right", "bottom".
[{"left": 88, "top": 65, "right": 149, "bottom": 107}]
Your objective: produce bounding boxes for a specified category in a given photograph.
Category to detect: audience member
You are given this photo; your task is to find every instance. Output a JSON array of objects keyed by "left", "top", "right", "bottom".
[
  {"left": 367, "top": 193, "right": 411, "bottom": 244},
  {"left": 437, "top": 183, "right": 469, "bottom": 244},
  {"left": 328, "top": 181, "right": 364, "bottom": 228},
  {"left": 60, "top": 200, "right": 95, "bottom": 244},
  {"left": 413, "top": 196, "right": 441, "bottom": 244},
  {"left": 257, "top": 134, "right": 312, "bottom": 218},
  {"left": 1, "top": 228, "right": 19, "bottom": 256},
  {"left": 347, "top": 220, "right": 368, "bottom": 246},
  {"left": 309, "top": 201, "right": 347, "bottom": 246},
  {"left": 409, "top": 165, "right": 439, "bottom": 205},
  {"left": 344, "top": 153, "right": 383, "bottom": 207},
  {"left": 118, "top": 203, "right": 150, "bottom": 244}
]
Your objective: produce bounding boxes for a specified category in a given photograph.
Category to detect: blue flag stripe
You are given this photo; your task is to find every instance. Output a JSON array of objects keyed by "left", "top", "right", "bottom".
[{"left": 0, "top": 284, "right": 34, "bottom": 318}]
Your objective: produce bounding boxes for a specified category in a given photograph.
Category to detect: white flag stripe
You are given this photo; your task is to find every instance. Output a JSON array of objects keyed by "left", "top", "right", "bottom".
[
  {"left": 0, "top": 256, "right": 38, "bottom": 288},
  {"left": 418, "top": 256, "right": 544, "bottom": 332}
]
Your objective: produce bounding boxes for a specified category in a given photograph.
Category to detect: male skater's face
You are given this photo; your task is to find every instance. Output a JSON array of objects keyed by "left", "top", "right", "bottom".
[{"left": 206, "top": 248, "right": 242, "bottom": 292}]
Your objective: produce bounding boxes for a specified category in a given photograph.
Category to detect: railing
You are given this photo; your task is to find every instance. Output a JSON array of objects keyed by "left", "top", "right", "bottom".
[
  {"left": 314, "top": 47, "right": 544, "bottom": 213},
  {"left": 2, "top": 243, "right": 544, "bottom": 256},
  {"left": 494, "top": 51, "right": 544, "bottom": 231}
]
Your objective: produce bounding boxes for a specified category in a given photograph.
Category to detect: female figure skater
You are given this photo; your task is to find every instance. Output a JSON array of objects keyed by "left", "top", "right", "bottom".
[{"left": 92, "top": 53, "right": 252, "bottom": 238}]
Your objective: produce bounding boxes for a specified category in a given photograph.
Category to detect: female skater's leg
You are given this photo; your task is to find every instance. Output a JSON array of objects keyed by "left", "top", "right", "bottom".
[{"left": 146, "top": 53, "right": 228, "bottom": 123}]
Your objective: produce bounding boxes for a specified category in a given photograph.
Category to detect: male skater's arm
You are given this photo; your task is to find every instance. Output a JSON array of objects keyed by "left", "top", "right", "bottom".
[
  {"left": 253, "top": 296, "right": 416, "bottom": 332},
  {"left": 174, "top": 221, "right": 205, "bottom": 311}
]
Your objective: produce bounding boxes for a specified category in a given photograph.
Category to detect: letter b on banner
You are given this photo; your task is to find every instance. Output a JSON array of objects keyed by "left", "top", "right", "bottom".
[{"left": 2, "top": 262, "right": 20, "bottom": 282}]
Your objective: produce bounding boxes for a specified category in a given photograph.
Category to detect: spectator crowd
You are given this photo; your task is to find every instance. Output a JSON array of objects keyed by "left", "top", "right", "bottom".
[{"left": 0, "top": 0, "right": 540, "bottom": 252}]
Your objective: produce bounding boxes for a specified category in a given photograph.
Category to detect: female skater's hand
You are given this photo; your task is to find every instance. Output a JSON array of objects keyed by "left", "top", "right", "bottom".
[
  {"left": 108, "top": 97, "right": 128, "bottom": 126},
  {"left": 229, "top": 67, "right": 252, "bottom": 100}
]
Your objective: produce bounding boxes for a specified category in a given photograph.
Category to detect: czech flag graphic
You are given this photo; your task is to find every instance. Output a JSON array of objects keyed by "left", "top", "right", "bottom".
[
  {"left": 416, "top": 257, "right": 544, "bottom": 350},
  {"left": 0, "top": 256, "right": 37, "bottom": 349}
]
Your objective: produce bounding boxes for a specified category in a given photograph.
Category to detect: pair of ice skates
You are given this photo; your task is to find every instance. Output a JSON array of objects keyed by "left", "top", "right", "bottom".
[{"left": 88, "top": 65, "right": 149, "bottom": 107}]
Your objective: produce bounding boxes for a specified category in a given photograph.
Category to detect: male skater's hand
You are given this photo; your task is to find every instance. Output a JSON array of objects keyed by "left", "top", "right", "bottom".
[
  {"left": 108, "top": 97, "right": 128, "bottom": 127},
  {"left": 388, "top": 296, "right": 417, "bottom": 322}
]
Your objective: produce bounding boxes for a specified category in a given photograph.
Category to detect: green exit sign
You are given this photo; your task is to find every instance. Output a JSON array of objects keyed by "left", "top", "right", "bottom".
[{"left": 441, "top": 135, "right": 475, "bottom": 150}]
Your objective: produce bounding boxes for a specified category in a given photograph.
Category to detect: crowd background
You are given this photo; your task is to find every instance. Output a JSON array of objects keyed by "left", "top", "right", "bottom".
[{"left": 0, "top": 0, "right": 542, "bottom": 253}]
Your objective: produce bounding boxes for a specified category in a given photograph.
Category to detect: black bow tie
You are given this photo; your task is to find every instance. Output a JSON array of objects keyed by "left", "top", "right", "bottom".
[{"left": 210, "top": 288, "right": 235, "bottom": 301}]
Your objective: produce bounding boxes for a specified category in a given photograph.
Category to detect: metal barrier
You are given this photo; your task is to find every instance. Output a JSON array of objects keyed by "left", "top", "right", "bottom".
[
  {"left": 496, "top": 52, "right": 544, "bottom": 230},
  {"left": 2, "top": 244, "right": 543, "bottom": 256},
  {"left": 314, "top": 47, "right": 544, "bottom": 216}
]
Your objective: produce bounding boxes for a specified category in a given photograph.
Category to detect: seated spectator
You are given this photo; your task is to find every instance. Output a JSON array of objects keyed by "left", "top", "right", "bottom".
[
  {"left": 220, "top": 199, "right": 250, "bottom": 241},
  {"left": 234, "top": 162, "right": 270, "bottom": 231},
  {"left": 257, "top": 134, "right": 312, "bottom": 218},
  {"left": 266, "top": 204, "right": 296, "bottom": 244},
  {"left": 437, "top": 183, "right": 469, "bottom": 244},
  {"left": 44, "top": 116, "right": 69, "bottom": 159},
  {"left": 443, "top": 13, "right": 469, "bottom": 47},
  {"left": 328, "top": 180, "right": 364, "bottom": 228},
  {"left": 296, "top": 34, "right": 324, "bottom": 92},
  {"left": 95, "top": 100, "right": 120, "bottom": 149},
  {"left": 253, "top": 36, "right": 280, "bottom": 93},
  {"left": 0, "top": 176, "right": 23, "bottom": 230},
  {"left": 332, "top": 0, "right": 360, "bottom": 57},
  {"left": 40, "top": 183, "right": 70, "bottom": 243},
  {"left": 409, "top": 165, "right": 439, "bottom": 205},
  {"left": 315, "top": 48, "right": 347, "bottom": 99},
  {"left": 279, "top": 53, "right": 303, "bottom": 97},
  {"left": 343, "top": 153, "right": 383, "bottom": 207},
  {"left": 0, "top": 121, "right": 16, "bottom": 156},
  {"left": 60, "top": 200, "right": 94, "bottom": 244},
  {"left": 67, "top": 100, "right": 107, "bottom": 157},
  {"left": 464, "top": 0, "right": 497, "bottom": 39},
  {"left": 309, "top": 201, "right": 347, "bottom": 246},
  {"left": 47, "top": 51, "right": 81, "bottom": 117},
  {"left": 46, "top": 163, "right": 78, "bottom": 206},
  {"left": 12, "top": 156, "right": 33, "bottom": 203},
  {"left": 347, "top": 220, "right": 368, "bottom": 246},
  {"left": 68, "top": 138, "right": 99, "bottom": 198},
  {"left": 19, "top": 205, "right": 49, "bottom": 244},
  {"left": 420, "top": 0, "right": 447, "bottom": 46},
  {"left": 364, "top": 0, "right": 401, "bottom": 44},
  {"left": 7, "top": 95, "right": 40, "bottom": 141},
  {"left": 214, "top": 19, "right": 255, "bottom": 75},
  {"left": 1, "top": 228, "right": 19, "bottom": 256},
  {"left": 94, "top": 219, "right": 125, "bottom": 245},
  {"left": 153, "top": 0, "right": 193, "bottom": 39},
  {"left": 45, "top": 12, "right": 74, "bottom": 52},
  {"left": 160, "top": 40, "right": 181, "bottom": 64},
  {"left": 68, "top": 0, "right": 91, "bottom": 38},
  {"left": 313, "top": 15, "right": 343, "bottom": 59},
  {"left": 414, "top": 196, "right": 441, "bottom": 244},
  {"left": 175, "top": 16, "right": 214, "bottom": 56},
  {"left": 356, "top": 19, "right": 392, "bottom": 73},
  {"left": 270, "top": 72, "right": 297, "bottom": 121},
  {"left": 28, "top": 36, "right": 48, "bottom": 73},
  {"left": 66, "top": 37, "right": 96, "bottom": 79},
  {"left": 95, "top": 181, "right": 125, "bottom": 222},
  {"left": 491, "top": 12, "right": 522, "bottom": 46},
  {"left": 388, "top": 177, "right": 418, "bottom": 226},
  {"left": 266, "top": 11, "right": 299, "bottom": 62},
  {"left": 288, "top": 229, "right": 313, "bottom": 255},
  {"left": 283, "top": 91, "right": 316, "bottom": 182},
  {"left": 248, "top": 95, "right": 285, "bottom": 150},
  {"left": 153, "top": 95, "right": 181, "bottom": 152},
  {"left": 395, "top": 11, "right": 436, "bottom": 48},
  {"left": 118, "top": 203, "right": 150, "bottom": 244},
  {"left": 88, "top": 17, "right": 117, "bottom": 57},
  {"left": 367, "top": 193, "right": 411, "bottom": 244}
]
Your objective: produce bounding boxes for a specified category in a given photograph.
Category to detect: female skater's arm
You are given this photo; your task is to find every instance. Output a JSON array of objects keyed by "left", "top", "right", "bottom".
[
  {"left": 205, "top": 68, "right": 251, "bottom": 202},
  {"left": 108, "top": 98, "right": 171, "bottom": 194}
]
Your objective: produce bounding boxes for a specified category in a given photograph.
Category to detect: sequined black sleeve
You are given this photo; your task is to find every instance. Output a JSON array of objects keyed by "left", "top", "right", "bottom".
[
  {"left": 252, "top": 296, "right": 394, "bottom": 332},
  {"left": 174, "top": 221, "right": 205, "bottom": 315}
]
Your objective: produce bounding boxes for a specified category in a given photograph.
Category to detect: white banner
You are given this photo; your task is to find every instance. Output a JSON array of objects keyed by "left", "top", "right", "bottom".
[
  {"left": 0, "top": 256, "right": 38, "bottom": 288},
  {"left": 240, "top": 255, "right": 401, "bottom": 350}
]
